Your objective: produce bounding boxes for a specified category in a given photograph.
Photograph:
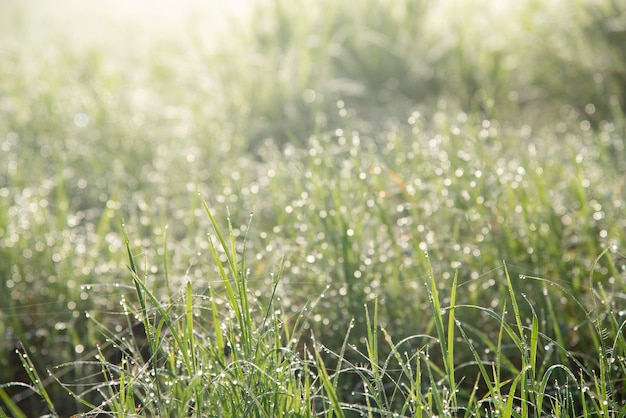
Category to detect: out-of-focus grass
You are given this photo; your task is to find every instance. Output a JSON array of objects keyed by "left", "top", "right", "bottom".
[{"left": 1, "top": 0, "right": 625, "bottom": 415}]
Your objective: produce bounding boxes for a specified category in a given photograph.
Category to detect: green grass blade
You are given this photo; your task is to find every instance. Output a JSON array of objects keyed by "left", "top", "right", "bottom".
[
  {"left": 209, "top": 285, "right": 226, "bottom": 363},
  {"left": 426, "top": 255, "right": 450, "bottom": 379},
  {"left": 123, "top": 225, "right": 146, "bottom": 319},
  {"left": 162, "top": 225, "right": 172, "bottom": 305},
  {"left": 503, "top": 365, "right": 530, "bottom": 418},
  {"left": 503, "top": 262, "right": 524, "bottom": 340},
  {"left": 364, "top": 299, "right": 385, "bottom": 412},
  {"left": 16, "top": 344, "right": 56, "bottom": 416},
  {"left": 185, "top": 279, "right": 196, "bottom": 373},
  {"left": 127, "top": 270, "right": 187, "bottom": 367},
  {"left": 331, "top": 319, "right": 354, "bottom": 394},
  {"left": 312, "top": 337, "right": 345, "bottom": 418},
  {"left": 0, "top": 388, "right": 26, "bottom": 418},
  {"left": 447, "top": 270, "right": 458, "bottom": 410},
  {"left": 455, "top": 320, "right": 496, "bottom": 403},
  {"left": 536, "top": 364, "right": 577, "bottom": 415},
  {"left": 201, "top": 197, "right": 236, "bottom": 271},
  {"left": 226, "top": 208, "right": 240, "bottom": 280}
]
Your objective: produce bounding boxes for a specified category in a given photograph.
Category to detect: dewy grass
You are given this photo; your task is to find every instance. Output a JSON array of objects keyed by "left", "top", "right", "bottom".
[
  {"left": 31, "top": 208, "right": 318, "bottom": 417},
  {"left": 3, "top": 210, "right": 626, "bottom": 416},
  {"left": 2, "top": 0, "right": 626, "bottom": 416}
]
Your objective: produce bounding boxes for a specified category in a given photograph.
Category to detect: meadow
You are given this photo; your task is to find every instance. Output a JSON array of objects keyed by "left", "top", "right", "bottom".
[{"left": 1, "top": 0, "right": 625, "bottom": 416}]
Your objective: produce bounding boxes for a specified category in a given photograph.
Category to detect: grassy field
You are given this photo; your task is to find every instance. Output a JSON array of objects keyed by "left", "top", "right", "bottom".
[{"left": 1, "top": 0, "right": 626, "bottom": 416}]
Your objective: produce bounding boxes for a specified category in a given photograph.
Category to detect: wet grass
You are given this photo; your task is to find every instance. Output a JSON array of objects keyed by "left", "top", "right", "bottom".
[{"left": 1, "top": 0, "right": 626, "bottom": 416}]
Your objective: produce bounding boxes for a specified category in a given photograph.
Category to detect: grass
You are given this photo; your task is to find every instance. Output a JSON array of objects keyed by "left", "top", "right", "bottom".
[{"left": 1, "top": 0, "right": 626, "bottom": 416}]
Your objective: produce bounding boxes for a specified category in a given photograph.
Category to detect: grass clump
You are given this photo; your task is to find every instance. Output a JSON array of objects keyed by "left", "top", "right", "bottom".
[
  {"left": 1, "top": 0, "right": 626, "bottom": 416},
  {"left": 80, "top": 207, "right": 314, "bottom": 417},
  {"left": 7, "top": 210, "right": 624, "bottom": 416}
]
